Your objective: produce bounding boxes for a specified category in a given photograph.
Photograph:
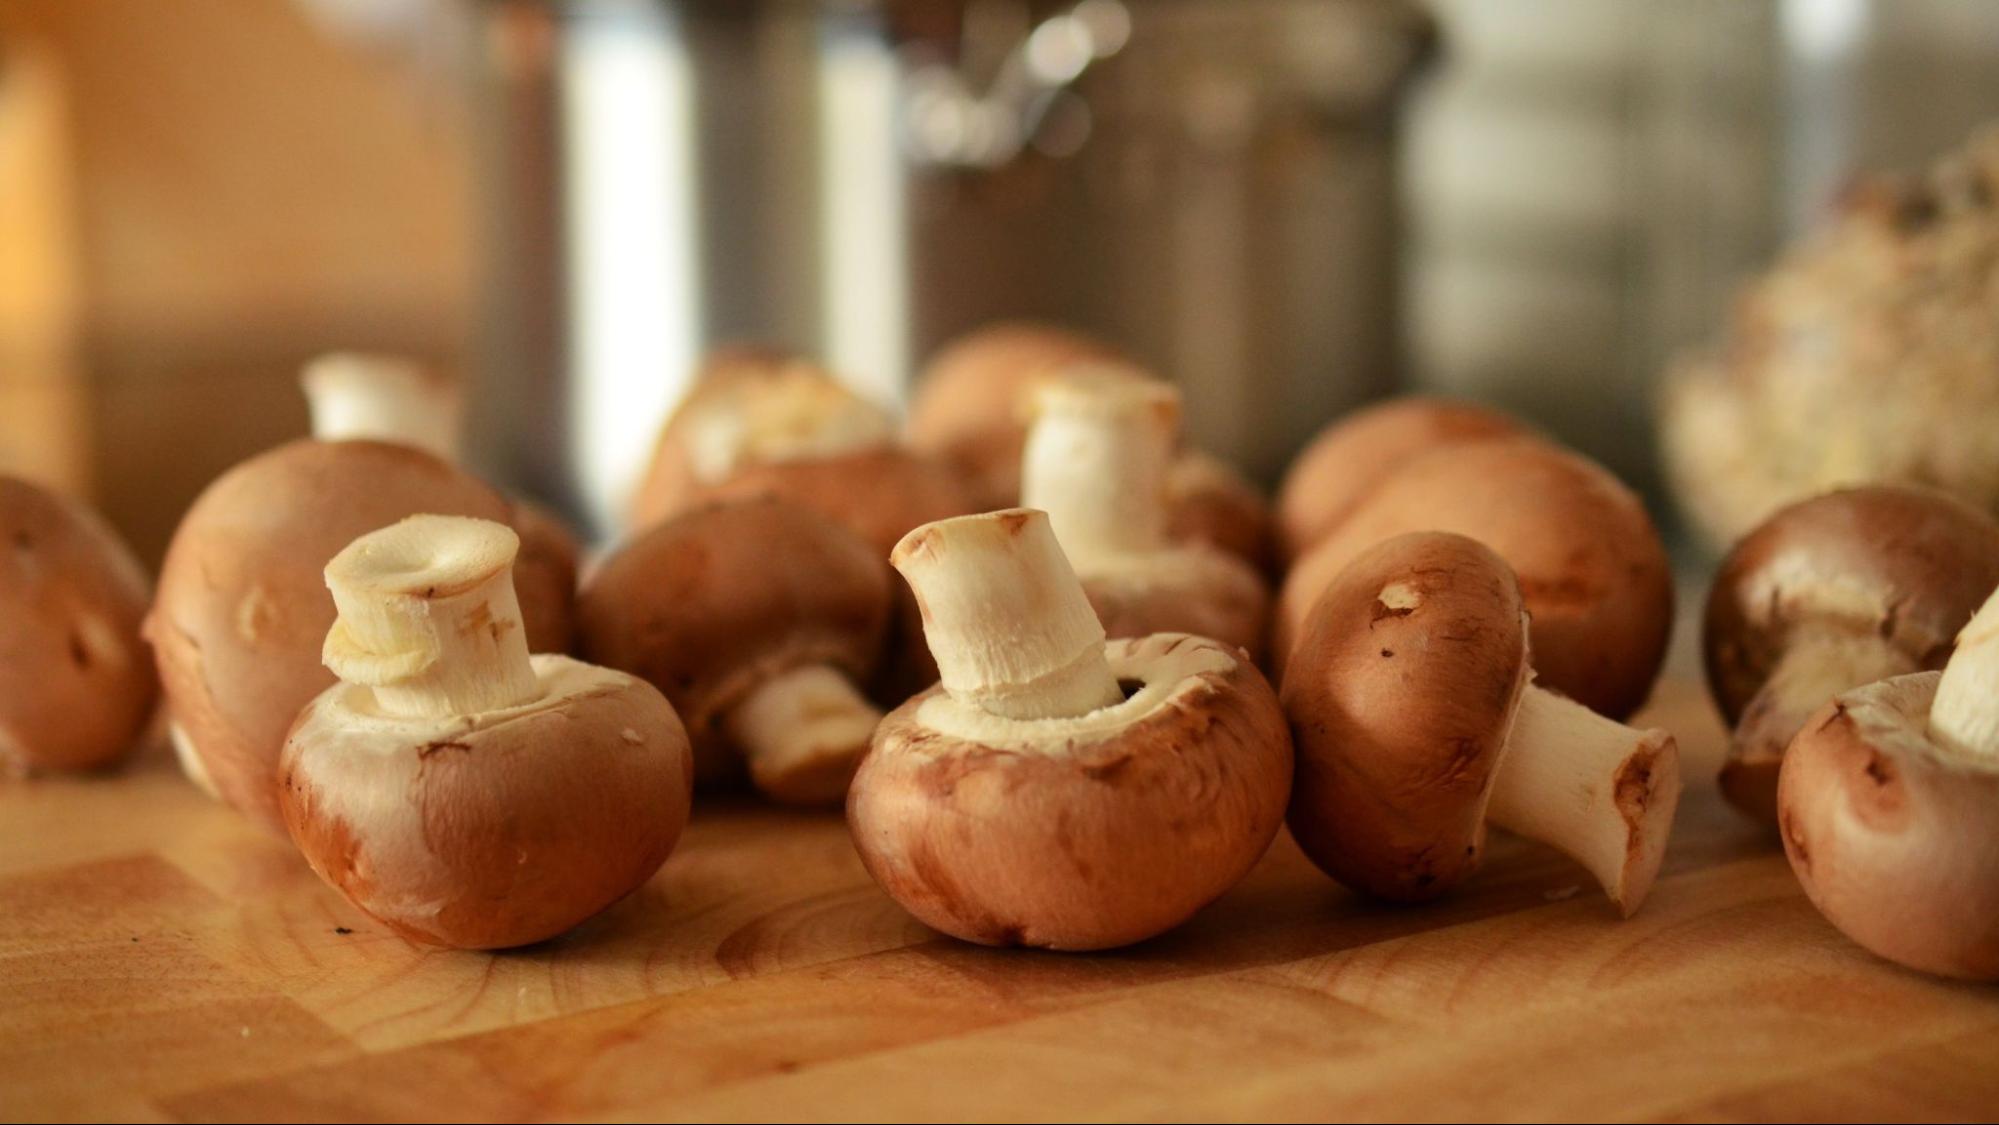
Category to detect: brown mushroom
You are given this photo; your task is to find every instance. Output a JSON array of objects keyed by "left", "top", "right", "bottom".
[
  {"left": 1021, "top": 372, "right": 1268, "bottom": 659},
  {"left": 280, "top": 515, "right": 691, "bottom": 950},
  {"left": 578, "top": 496, "right": 891, "bottom": 804},
  {"left": 1166, "top": 450, "right": 1277, "bottom": 577},
  {"left": 1778, "top": 586, "right": 1999, "bottom": 979},
  {"left": 849, "top": 509, "right": 1292, "bottom": 951},
  {"left": 0, "top": 477, "right": 157, "bottom": 775},
  {"left": 1284, "top": 531, "right": 1681, "bottom": 915},
  {"left": 1275, "top": 436, "right": 1674, "bottom": 720},
  {"left": 1274, "top": 396, "right": 1525, "bottom": 563},
  {"left": 1704, "top": 485, "right": 1999, "bottom": 824}
]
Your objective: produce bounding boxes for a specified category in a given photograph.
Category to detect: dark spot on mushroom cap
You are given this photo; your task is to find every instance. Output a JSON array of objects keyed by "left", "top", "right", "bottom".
[
  {"left": 68, "top": 632, "right": 89, "bottom": 668},
  {"left": 417, "top": 739, "right": 473, "bottom": 759},
  {"left": 1863, "top": 752, "right": 1895, "bottom": 787},
  {"left": 334, "top": 926, "right": 354, "bottom": 936},
  {"left": 1380, "top": 648, "right": 1394, "bottom": 658}
]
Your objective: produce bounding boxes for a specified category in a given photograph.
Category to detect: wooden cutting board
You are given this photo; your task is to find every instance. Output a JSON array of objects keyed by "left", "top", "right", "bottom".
[{"left": 4, "top": 677, "right": 1997, "bottom": 1123}]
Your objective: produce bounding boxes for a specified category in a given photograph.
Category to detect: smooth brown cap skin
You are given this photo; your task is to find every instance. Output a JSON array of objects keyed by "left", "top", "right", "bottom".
[
  {"left": 906, "top": 322, "right": 1128, "bottom": 509},
  {"left": 280, "top": 659, "right": 693, "bottom": 950},
  {"left": 1276, "top": 437, "right": 1672, "bottom": 720},
  {"left": 1779, "top": 672, "right": 1999, "bottom": 980},
  {"left": 1166, "top": 451, "right": 1276, "bottom": 576},
  {"left": 1081, "top": 553, "right": 1270, "bottom": 663},
  {"left": 1275, "top": 397, "right": 1525, "bottom": 564},
  {"left": 147, "top": 440, "right": 556, "bottom": 830},
  {"left": 577, "top": 496, "right": 891, "bottom": 769},
  {"left": 1703, "top": 485, "right": 1999, "bottom": 727},
  {"left": 0, "top": 478, "right": 157, "bottom": 774},
  {"left": 849, "top": 634, "right": 1292, "bottom": 950},
  {"left": 1282, "top": 532, "right": 1530, "bottom": 901},
  {"left": 625, "top": 344, "right": 811, "bottom": 531},
  {"left": 510, "top": 498, "right": 580, "bottom": 655},
  {"left": 690, "top": 446, "right": 978, "bottom": 561}
]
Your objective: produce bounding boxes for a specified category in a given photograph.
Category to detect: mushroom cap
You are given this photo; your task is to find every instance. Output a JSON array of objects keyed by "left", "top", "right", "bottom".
[
  {"left": 1165, "top": 451, "right": 1275, "bottom": 575},
  {"left": 1703, "top": 485, "right": 1999, "bottom": 726},
  {"left": 849, "top": 633, "right": 1291, "bottom": 951},
  {"left": 1275, "top": 396, "right": 1525, "bottom": 563},
  {"left": 1276, "top": 437, "right": 1672, "bottom": 719},
  {"left": 0, "top": 477, "right": 157, "bottom": 774},
  {"left": 1778, "top": 671, "right": 1999, "bottom": 980},
  {"left": 907, "top": 322, "right": 1128, "bottom": 508},
  {"left": 1281, "top": 531, "right": 1531, "bottom": 902},
  {"left": 510, "top": 498, "right": 580, "bottom": 655},
  {"left": 690, "top": 446, "right": 977, "bottom": 560},
  {"left": 280, "top": 655, "right": 692, "bottom": 950},
  {"left": 1077, "top": 549, "right": 1270, "bottom": 663},
  {"left": 577, "top": 496, "right": 892, "bottom": 766}
]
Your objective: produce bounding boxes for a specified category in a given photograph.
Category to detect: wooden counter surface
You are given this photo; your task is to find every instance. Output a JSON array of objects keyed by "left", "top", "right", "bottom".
[{"left": 4, "top": 678, "right": 1997, "bottom": 1122}]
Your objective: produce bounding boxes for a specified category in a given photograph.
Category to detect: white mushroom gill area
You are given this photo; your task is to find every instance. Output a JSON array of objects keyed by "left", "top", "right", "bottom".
[
  {"left": 1931, "top": 587, "right": 1999, "bottom": 762},
  {"left": 911, "top": 633, "right": 1238, "bottom": 751}
]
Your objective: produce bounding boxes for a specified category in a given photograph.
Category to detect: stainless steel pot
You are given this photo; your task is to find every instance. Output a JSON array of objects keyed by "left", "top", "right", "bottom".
[{"left": 463, "top": 0, "right": 1434, "bottom": 534}]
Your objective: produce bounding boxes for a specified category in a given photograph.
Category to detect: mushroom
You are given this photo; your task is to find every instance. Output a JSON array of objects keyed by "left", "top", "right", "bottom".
[
  {"left": 0, "top": 477, "right": 157, "bottom": 775},
  {"left": 302, "top": 352, "right": 579, "bottom": 654},
  {"left": 1704, "top": 485, "right": 1999, "bottom": 823},
  {"left": 1274, "top": 396, "right": 1525, "bottom": 564},
  {"left": 1021, "top": 372, "right": 1268, "bottom": 659},
  {"left": 280, "top": 515, "right": 691, "bottom": 950},
  {"left": 1284, "top": 530, "right": 1681, "bottom": 915},
  {"left": 1778, "top": 579, "right": 1999, "bottom": 979},
  {"left": 1275, "top": 436, "right": 1674, "bottom": 719},
  {"left": 578, "top": 496, "right": 891, "bottom": 804},
  {"left": 848, "top": 509, "right": 1292, "bottom": 950},
  {"left": 907, "top": 322, "right": 1275, "bottom": 570}
]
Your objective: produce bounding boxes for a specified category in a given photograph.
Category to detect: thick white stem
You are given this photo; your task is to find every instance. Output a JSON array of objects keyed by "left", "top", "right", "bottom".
[
  {"left": 321, "top": 515, "right": 539, "bottom": 718},
  {"left": 302, "top": 353, "right": 462, "bottom": 461},
  {"left": 892, "top": 509, "right": 1123, "bottom": 720},
  {"left": 1735, "top": 627, "right": 1920, "bottom": 768},
  {"left": 1019, "top": 375, "right": 1179, "bottom": 562},
  {"left": 1489, "top": 686, "right": 1681, "bottom": 916},
  {"left": 1931, "top": 585, "right": 1999, "bottom": 760},
  {"left": 723, "top": 664, "right": 882, "bottom": 805}
]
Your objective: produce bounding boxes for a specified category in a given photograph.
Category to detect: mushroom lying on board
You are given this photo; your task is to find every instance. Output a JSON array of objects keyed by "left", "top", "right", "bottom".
[
  {"left": 1275, "top": 436, "right": 1674, "bottom": 720},
  {"left": 1274, "top": 396, "right": 1525, "bottom": 564},
  {"left": 906, "top": 322, "right": 1275, "bottom": 572},
  {"left": 1021, "top": 371, "right": 1267, "bottom": 659},
  {"left": 302, "top": 352, "right": 579, "bottom": 655},
  {"left": 1704, "top": 485, "right": 1999, "bottom": 824},
  {"left": 0, "top": 477, "right": 156, "bottom": 775},
  {"left": 849, "top": 509, "right": 1292, "bottom": 951},
  {"left": 1284, "top": 531, "right": 1681, "bottom": 916},
  {"left": 281, "top": 515, "right": 691, "bottom": 950},
  {"left": 1779, "top": 581, "right": 1999, "bottom": 980},
  {"left": 579, "top": 496, "right": 891, "bottom": 804}
]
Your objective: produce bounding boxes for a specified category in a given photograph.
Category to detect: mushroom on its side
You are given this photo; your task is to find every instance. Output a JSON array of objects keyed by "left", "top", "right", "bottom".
[
  {"left": 1275, "top": 436, "right": 1674, "bottom": 720},
  {"left": 1704, "top": 485, "right": 1999, "bottom": 823},
  {"left": 849, "top": 509, "right": 1293, "bottom": 951},
  {"left": 1284, "top": 531, "right": 1681, "bottom": 915},
  {"left": 1021, "top": 372, "right": 1268, "bottom": 659},
  {"left": 0, "top": 477, "right": 156, "bottom": 775},
  {"left": 1274, "top": 396, "right": 1525, "bottom": 564},
  {"left": 579, "top": 497, "right": 891, "bottom": 804},
  {"left": 1778, "top": 581, "right": 1999, "bottom": 980},
  {"left": 281, "top": 515, "right": 691, "bottom": 950}
]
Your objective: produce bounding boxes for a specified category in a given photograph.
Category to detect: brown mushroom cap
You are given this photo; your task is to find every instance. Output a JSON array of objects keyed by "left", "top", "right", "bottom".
[
  {"left": 1166, "top": 451, "right": 1275, "bottom": 575},
  {"left": 1704, "top": 485, "right": 1999, "bottom": 725},
  {"left": 281, "top": 655, "right": 692, "bottom": 949},
  {"left": 148, "top": 439, "right": 563, "bottom": 829},
  {"left": 690, "top": 446, "right": 977, "bottom": 561},
  {"left": 1779, "top": 671, "right": 1999, "bottom": 980},
  {"left": 1079, "top": 551, "right": 1270, "bottom": 662},
  {"left": 1275, "top": 396, "right": 1525, "bottom": 563},
  {"left": 1282, "top": 531, "right": 1531, "bottom": 901},
  {"left": 510, "top": 498, "right": 580, "bottom": 655},
  {"left": 849, "top": 632, "right": 1291, "bottom": 950},
  {"left": 0, "top": 477, "right": 157, "bottom": 775},
  {"left": 1276, "top": 437, "right": 1673, "bottom": 719},
  {"left": 577, "top": 496, "right": 891, "bottom": 775}
]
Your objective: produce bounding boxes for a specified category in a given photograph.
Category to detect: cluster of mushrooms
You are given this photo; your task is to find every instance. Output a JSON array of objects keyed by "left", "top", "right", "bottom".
[{"left": 1, "top": 326, "right": 1994, "bottom": 979}]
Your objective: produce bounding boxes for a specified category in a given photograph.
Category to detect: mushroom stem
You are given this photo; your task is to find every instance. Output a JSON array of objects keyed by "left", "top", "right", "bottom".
[
  {"left": 302, "top": 353, "right": 461, "bottom": 461},
  {"left": 1733, "top": 626, "right": 1920, "bottom": 769},
  {"left": 1488, "top": 686, "right": 1682, "bottom": 916},
  {"left": 1931, "top": 587, "right": 1999, "bottom": 760},
  {"left": 1020, "top": 375, "right": 1179, "bottom": 562},
  {"left": 722, "top": 664, "right": 883, "bottom": 804},
  {"left": 321, "top": 515, "right": 539, "bottom": 718},
  {"left": 892, "top": 509, "right": 1123, "bottom": 720}
]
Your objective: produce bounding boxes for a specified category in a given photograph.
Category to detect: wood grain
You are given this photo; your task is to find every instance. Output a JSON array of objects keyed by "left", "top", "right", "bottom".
[{"left": 2, "top": 678, "right": 1996, "bottom": 1123}]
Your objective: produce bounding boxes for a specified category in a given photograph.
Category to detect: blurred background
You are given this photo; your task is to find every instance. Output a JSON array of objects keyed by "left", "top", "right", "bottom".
[{"left": 3, "top": 0, "right": 1998, "bottom": 559}]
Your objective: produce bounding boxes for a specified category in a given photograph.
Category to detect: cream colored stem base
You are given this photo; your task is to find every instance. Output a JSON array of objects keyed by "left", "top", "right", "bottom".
[
  {"left": 1489, "top": 686, "right": 1681, "bottom": 917},
  {"left": 723, "top": 665, "right": 882, "bottom": 805},
  {"left": 1020, "top": 379, "right": 1178, "bottom": 561}
]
